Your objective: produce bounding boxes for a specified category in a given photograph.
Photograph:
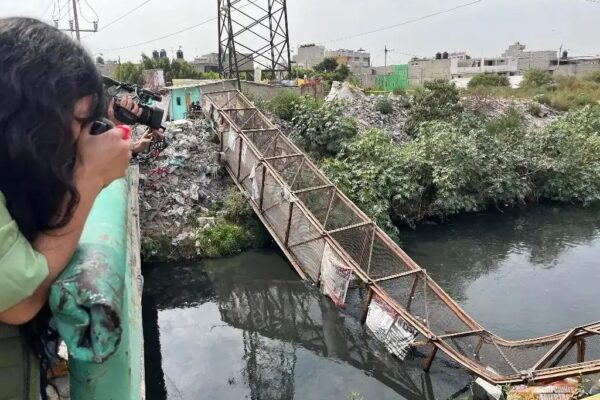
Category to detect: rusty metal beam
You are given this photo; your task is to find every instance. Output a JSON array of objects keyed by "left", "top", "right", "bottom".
[
  {"left": 263, "top": 153, "right": 304, "bottom": 161},
  {"left": 373, "top": 269, "right": 421, "bottom": 283},
  {"left": 532, "top": 329, "right": 578, "bottom": 371},
  {"left": 293, "top": 184, "right": 334, "bottom": 195}
]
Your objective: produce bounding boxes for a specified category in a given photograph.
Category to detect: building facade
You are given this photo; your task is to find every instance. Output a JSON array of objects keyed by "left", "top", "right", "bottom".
[
  {"left": 325, "top": 48, "right": 371, "bottom": 71},
  {"left": 555, "top": 56, "right": 600, "bottom": 77},
  {"left": 408, "top": 58, "right": 451, "bottom": 86},
  {"left": 292, "top": 44, "right": 326, "bottom": 68},
  {"left": 292, "top": 45, "right": 371, "bottom": 73}
]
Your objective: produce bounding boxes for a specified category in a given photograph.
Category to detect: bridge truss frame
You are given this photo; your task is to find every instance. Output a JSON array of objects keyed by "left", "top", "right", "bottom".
[{"left": 201, "top": 88, "right": 600, "bottom": 385}]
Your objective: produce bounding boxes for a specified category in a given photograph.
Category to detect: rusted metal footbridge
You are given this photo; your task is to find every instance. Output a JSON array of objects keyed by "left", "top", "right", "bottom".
[{"left": 201, "top": 88, "right": 600, "bottom": 385}]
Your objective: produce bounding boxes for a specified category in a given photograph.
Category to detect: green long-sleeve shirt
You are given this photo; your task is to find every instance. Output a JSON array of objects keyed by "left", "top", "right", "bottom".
[{"left": 0, "top": 192, "right": 48, "bottom": 313}]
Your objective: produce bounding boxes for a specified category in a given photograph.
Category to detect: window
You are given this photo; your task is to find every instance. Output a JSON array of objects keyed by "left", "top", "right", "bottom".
[{"left": 176, "top": 97, "right": 182, "bottom": 106}]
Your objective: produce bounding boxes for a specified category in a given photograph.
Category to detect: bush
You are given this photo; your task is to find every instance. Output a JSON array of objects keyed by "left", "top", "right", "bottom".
[
  {"left": 527, "top": 102, "right": 543, "bottom": 117},
  {"left": 468, "top": 73, "right": 510, "bottom": 88},
  {"left": 521, "top": 69, "right": 554, "bottom": 88},
  {"left": 269, "top": 91, "right": 300, "bottom": 121},
  {"left": 392, "top": 87, "right": 406, "bottom": 96},
  {"left": 195, "top": 222, "right": 250, "bottom": 258},
  {"left": 314, "top": 57, "right": 339, "bottom": 73},
  {"left": 529, "top": 106, "right": 600, "bottom": 203},
  {"left": 406, "top": 80, "right": 463, "bottom": 134},
  {"left": 375, "top": 98, "right": 395, "bottom": 115},
  {"left": 323, "top": 130, "right": 405, "bottom": 236},
  {"left": 324, "top": 105, "right": 600, "bottom": 228},
  {"left": 291, "top": 97, "right": 358, "bottom": 158},
  {"left": 533, "top": 93, "right": 551, "bottom": 105},
  {"left": 585, "top": 71, "right": 600, "bottom": 84}
]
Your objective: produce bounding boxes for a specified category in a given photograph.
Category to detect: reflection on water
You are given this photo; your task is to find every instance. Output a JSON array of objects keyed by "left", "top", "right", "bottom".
[
  {"left": 401, "top": 204, "right": 600, "bottom": 339},
  {"left": 142, "top": 251, "right": 470, "bottom": 400},
  {"left": 143, "top": 204, "right": 600, "bottom": 399}
]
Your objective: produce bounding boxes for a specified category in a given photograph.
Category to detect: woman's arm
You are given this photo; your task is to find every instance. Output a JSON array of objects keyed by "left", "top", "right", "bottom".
[
  {"left": 0, "top": 127, "right": 131, "bottom": 325},
  {"left": 0, "top": 167, "right": 102, "bottom": 325}
]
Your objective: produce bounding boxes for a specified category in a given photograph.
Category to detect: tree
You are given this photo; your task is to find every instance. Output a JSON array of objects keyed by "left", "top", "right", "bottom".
[
  {"left": 406, "top": 80, "right": 463, "bottom": 134},
  {"left": 521, "top": 69, "right": 554, "bottom": 88},
  {"left": 113, "top": 62, "right": 144, "bottom": 85},
  {"left": 139, "top": 54, "right": 219, "bottom": 84},
  {"left": 314, "top": 57, "right": 339, "bottom": 73},
  {"left": 333, "top": 64, "right": 350, "bottom": 82}
]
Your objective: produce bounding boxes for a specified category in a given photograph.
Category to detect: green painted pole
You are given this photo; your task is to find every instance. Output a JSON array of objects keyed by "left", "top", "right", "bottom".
[{"left": 49, "top": 169, "right": 143, "bottom": 400}]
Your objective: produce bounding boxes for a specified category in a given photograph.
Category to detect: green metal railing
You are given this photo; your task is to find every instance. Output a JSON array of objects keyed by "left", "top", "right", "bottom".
[{"left": 49, "top": 167, "right": 144, "bottom": 399}]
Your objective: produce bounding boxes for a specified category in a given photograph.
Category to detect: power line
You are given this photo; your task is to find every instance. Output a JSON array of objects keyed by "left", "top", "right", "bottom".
[
  {"left": 96, "top": 0, "right": 268, "bottom": 54},
  {"left": 41, "top": 0, "right": 54, "bottom": 18},
  {"left": 77, "top": 0, "right": 98, "bottom": 24},
  {"left": 82, "top": 0, "right": 152, "bottom": 38},
  {"left": 99, "top": 16, "right": 216, "bottom": 52},
  {"left": 317, "top": 0, "right": 483, "bottom": 44}
]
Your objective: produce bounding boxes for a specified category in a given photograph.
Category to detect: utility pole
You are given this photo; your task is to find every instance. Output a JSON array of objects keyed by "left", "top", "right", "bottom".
[
  {"left": 384, "top": 45, "right": 394, "bottom": 75},
  {"left": 72, "top": 0, "right": 80, "bottom": 41},
  {"left": 58, "top": 0, "right": 98, "bottom": 41}
]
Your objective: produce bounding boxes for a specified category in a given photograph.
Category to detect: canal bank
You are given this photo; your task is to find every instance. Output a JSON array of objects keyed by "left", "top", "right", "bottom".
[{"left": 142, "top": 204, "right": 600, "bottom": 399}]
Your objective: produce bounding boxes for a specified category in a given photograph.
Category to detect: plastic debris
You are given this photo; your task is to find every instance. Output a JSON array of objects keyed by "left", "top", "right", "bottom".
[{"left": 138, "top": 119, "right": 226, "bottom": 251}]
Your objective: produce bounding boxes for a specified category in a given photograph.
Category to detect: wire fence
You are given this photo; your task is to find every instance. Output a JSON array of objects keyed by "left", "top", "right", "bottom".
[{"left": 202, "top": 88, "right": 600, "bottom": 385}]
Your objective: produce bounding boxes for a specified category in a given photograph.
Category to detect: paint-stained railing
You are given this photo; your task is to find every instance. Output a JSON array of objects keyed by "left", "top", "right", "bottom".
[{"left": 201, "top": 88, "right": 600, "bottom": 385}]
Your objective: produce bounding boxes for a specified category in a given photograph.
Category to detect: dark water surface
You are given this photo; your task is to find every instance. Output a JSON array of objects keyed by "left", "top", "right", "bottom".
[{"left": 143, "top": 204, "right": 600, "bottom": 400}]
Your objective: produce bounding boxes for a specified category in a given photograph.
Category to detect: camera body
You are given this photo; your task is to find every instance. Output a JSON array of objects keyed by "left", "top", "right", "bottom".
[{"left": 92, "top": 76, "right": 165, "bottom": 135}]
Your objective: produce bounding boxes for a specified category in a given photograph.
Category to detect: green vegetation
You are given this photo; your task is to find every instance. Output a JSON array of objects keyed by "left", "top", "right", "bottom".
[
  {"left": 323, "top": 99, "right": 600, "bottom": 228},
  {"left": 268, "top": 91, "right": 301, "bottom": 121},
  {"left": 291, "top": 96, "right": 358, "bottom": 158},
  {"left": 113, "top": 55, "right": 219, "bottom": 86},
  {"left": 521, "top": 69, "right": 555, "bottom": 88},
  {"left": 323, "top": 130, "right": 404, "bottom": 236},
  {"left": 406, "top": 80, "right": 463, "bottom": 134},
  {"left": 286, "top": 58, "right": 351, "bottom": 83},
  {"left": 113, "top": 62, "right": 145, "bottom": 85},
  {"left": 141, "top": 190, "right": 269, "bottom": 262},
  {"left": 375, "top": 97, "right": 395, "bottom": 115},
  {"left": 527, "top": 102, "right": 543, "bottom": 116},
  {"left": 392, "top": 87, "right": 406, "bottom": 96},
  {"left": 586, "top": 70, "right": 600, "bottom": 84},
  {"left": 466, "top": 74, "right": 600, "bottom": 111},
  {"left": 468, "top": 73, "right": 510, "bottom": 88}
]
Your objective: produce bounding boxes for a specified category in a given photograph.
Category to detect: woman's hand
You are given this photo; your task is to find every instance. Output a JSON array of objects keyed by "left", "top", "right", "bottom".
[
  {"left": 107, "top": 96, "right": 143, "bottom": 126},
  {"left": 76, "top": 123, "right": 131, "bottom": 187}
]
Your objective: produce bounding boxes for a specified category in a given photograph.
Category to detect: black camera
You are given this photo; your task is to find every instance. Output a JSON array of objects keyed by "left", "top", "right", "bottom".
[{"left": 91, "top": 76, "right": 166, "bottom": 135}]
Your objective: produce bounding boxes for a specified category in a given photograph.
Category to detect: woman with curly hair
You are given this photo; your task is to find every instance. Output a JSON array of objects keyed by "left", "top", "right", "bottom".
[{"left": 0, "top": 17, "right": 134, "bottom": 397}]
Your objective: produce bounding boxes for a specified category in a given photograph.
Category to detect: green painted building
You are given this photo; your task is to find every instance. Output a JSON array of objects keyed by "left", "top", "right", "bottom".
[
  {"left": 376, "top": 64, "right": 409, "bottom": 92},
  {"left": 168, "top": 85, "right": 202, "bottom": 120}
]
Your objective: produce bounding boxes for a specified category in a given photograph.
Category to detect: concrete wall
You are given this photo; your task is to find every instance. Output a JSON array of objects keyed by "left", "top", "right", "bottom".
[
  {"left": 198, "top": 80, "right": 238, "bottom": 94},
  {"left": 555, "top": 59, "right": 600, "bottom": 78},
  {"left": 515, "top": 51, "right": 557, "bottom": 73},
  {"left": 408, "top": 59, "right": 451, "bottom": 86},
  {"left": 240, "top": 81, "right": 301, "bottom": 101},
  {"left": 97, "top": 62, "right": 118, "bottom": 78}
]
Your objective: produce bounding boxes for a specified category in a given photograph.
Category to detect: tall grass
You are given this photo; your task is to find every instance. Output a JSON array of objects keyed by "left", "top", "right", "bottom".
[{"left": 464, "top": 75, "right": 600, "bottom": 111}]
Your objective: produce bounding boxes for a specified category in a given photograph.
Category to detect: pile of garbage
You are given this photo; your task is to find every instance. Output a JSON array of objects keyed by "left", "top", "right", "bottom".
[
  {"left": 462, "top": 95, "right": 560, "bottom": 128},
  {"left": 344, "top": 94, "right": 410, "bottom": 142},
  {"left": 137, "top": 119, "right": 227, "bottom": 254}
]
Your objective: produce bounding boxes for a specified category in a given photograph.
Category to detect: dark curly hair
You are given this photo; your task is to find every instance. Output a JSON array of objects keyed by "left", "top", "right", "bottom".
[{"left": 0, "top": 17, "right": 106, "bottom": 241}]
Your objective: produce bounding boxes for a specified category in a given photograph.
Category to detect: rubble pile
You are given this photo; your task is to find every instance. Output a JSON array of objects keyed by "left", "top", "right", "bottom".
[
  {"left": 462, "top": 95, "right": 560, "bottom": 128},
  {"left": 138, "top": 119, "right": 227, "bottom": 256},
  {"left": 345, "top": 95, "right": 410, "bottom": 142}
]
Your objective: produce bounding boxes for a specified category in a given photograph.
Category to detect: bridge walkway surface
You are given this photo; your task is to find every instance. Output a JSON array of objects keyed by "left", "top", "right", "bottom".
[{"left": 201, "top": 88, "right": 600, "bottom": 385}]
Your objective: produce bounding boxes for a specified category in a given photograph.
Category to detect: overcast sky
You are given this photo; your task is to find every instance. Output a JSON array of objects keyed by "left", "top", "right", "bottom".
[{"left": 3, "top": 0, "right": 600, "bottom": 66}]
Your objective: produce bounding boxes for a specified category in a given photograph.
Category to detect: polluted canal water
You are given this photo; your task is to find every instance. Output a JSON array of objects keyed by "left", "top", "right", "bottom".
[{"left": 142, "top": 204, "right": 600, "bottom": 399}]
